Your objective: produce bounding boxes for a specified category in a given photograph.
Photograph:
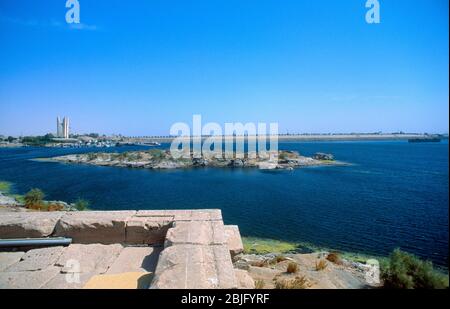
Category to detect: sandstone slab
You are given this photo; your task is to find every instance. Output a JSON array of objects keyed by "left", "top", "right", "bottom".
[
  {"left": 164, "top": 221, "right": 227, "bottom": 247},
  {"left": 54, "top": 211, "right": 135, "bottom": 244},
  {"left": 56, "top": 244, "right": 123, "bottom": 274},
  {"left": 125, "top": 217, "right": 172, "bottom": 245},
  {"left": 151, "top": 244, "right": 237, "bottom": 289},
  {"left": 6, "top": 246, "right": 65, "bottom": 272},
  {"left": 136, "top": 209, "right": 222, "bottom": 222},
  {"left": 106, "top": 246, "right": 161, "bottom": 274},
  {"left": 224, "top": 225, "right": 244, "bottom": 257},
  {"left": 0, "top": 266, "right": 60, "bottom": 289},
  {"left": 0, "top": 252, "right": 24, "bottom": 272},
  {"left": 42, "top": 272, "right": 97, "bottom": 289},
  {"left": 0, "top": 212, "right": 62, "bottom": 238}
]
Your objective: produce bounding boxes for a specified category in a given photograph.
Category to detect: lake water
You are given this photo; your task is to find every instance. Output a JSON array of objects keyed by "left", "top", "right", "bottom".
[{"left": 0, "top": 141, "right": 448, "bottom": 267}]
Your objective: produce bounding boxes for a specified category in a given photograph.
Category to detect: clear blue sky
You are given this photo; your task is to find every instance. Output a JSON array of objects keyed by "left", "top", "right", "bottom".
[{"left": 0, "top": 0, "right": 448, "bottom": 136}]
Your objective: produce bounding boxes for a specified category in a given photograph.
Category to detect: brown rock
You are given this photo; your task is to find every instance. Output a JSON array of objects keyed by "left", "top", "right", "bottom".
[
  {"left": 0, "top": 212, "right": 62, "bottom": 238},
  {"left": 235, "top": 269, "right": 255, "bottom": 289},
  {"left": 54, "top": 211, "right": 135, "bottom": 244}
]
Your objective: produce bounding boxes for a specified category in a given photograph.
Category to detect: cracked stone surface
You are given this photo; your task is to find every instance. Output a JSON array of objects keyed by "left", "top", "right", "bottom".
[
  {"left": 0, "top": 266, "right": 61, "bottom": 289},
  {"left": 0, "top": 252, "right": 24, "bottom": 272},
  {"left": 6, "top": 246, "right": 65, "bottom": 272},
  {"left": 56, "top": 244, "right": 123, "bottom": 274}
]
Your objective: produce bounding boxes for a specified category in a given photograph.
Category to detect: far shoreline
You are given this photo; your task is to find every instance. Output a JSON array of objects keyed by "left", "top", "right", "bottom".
[{"left": 1, "top": 133, "right": 448, "bottom": 148}]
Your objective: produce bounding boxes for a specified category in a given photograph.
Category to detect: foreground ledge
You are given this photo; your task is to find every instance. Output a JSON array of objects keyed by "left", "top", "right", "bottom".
[{"left": 0, "top": 209, "right": 250, "bottom": 289}]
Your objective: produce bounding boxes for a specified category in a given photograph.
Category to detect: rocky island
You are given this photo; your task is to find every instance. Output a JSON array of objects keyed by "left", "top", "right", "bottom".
[{"left": 39, "top": 149, "right": 344, "bottom": 170}]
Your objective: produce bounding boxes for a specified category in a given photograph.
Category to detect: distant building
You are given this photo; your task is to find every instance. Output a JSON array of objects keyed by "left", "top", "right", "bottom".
[{"left": 57, "top": 117, "right": 70, "bottom": 139}]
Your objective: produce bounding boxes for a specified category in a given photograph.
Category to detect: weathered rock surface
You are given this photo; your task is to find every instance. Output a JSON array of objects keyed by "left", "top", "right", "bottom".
[
  {"left": 313, "top": 153, "right": 334, "bottom": 161},
  {"left": 235, "top": 269, "right": 255, "bottom": 289},
  {"left": 135, "top": 209, "right": 223, "bottom": 222},
  {"left": 54, "top": 211, "right": 135, "bottom": 244},
  {"left": 106, "top": 246, "right": 162, "bottom": 274},
  {"left": 125, "top": 217, "right": 172, "bottom": 245},
  {"left": 7, "top": 246, "right": 65, "bottom": 272},
  {"left": 0, "top": 266, "right": 61, "bottom": 289},
  {"left": 150, "top": 210, "right": 244, "bottom": 289},
  {"left": 0, "top": 193, "right": 21, "bottom": 207},
  {"left": 46, "top": 149, "right": 340, "bottom": 171},
  {"left": 224, "top": 225, "right": 244, "bottom": 257},
  {"left": 42, "top": 272, "right": 98, "bottom": 289},
  {"left": 56, "top": 244, "right": 123, "bottom": 274},
  {"left": 151, "top": 244, "right": 237, "bottom": 289},
  {"left": 0, "top": 209, "right": 247, "bottom": 290},
  {"left": 0, "top": 212, "right": 62, "bottom": 238},
  {"left": 0, "top": 252, "right": 24, "bottom": 272},
  {"left": 165, "top": 221, "right": 227, "bottom": 247},
  {"left": 237, "top": 252, "right": 374, "bottom": 289}
]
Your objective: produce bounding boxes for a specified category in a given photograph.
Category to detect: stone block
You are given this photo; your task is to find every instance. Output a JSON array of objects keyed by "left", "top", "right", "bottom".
[
  {"left": 0, "top": 266, "right": 60, "bottom": 289},
  {"left": 106, "top": 246, "right": 162, "bottom": 274},
  {"left": 56, "top": 244, "right": 123, "bottom": 274},
  {"left": 224, "top": 225, "right": 244, "bottom": 257},
  {"left": 125, "top": 217, "right": 172, "bottom": 245},
  {"left": 6, "top": 246, "right": 65, "bottom": 272},
  {"left": 0, "top": 212, "right": 62, "bottom": 238},
  {"left": 150, "top": 244, "right": 237, "bottom": 289},
  {"left": 164, "top": 221, "right": 227, "bottom": 247},
  {"left": 53, "top": 211, "right": 135, "bottom": 244}
]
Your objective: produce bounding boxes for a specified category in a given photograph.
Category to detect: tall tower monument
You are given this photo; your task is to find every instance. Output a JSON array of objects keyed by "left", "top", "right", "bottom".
[{"left": 56, "top": 116, "right": 70, "bottom": 138}]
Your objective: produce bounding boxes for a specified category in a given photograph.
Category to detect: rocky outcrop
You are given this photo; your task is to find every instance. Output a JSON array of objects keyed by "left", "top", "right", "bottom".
[
  {"left": 0, "top": 193, "right": 21, "bottom": 207},
  {"left": 43, "top": 149, "right": 341, "bottom": 170},
  {"left": 313, "top": 153, "right": 334, "bottom": 161},
  {"left": 235, "top": 269, "right": 256, "bottom": 289},
  {"left": 234, "top": 252, "right": 377, "bottom": 289}
]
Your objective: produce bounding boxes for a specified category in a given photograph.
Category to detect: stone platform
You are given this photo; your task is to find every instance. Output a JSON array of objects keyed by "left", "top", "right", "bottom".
[{"left": 0, "top": 209, "right": 252, "bottom": 289}]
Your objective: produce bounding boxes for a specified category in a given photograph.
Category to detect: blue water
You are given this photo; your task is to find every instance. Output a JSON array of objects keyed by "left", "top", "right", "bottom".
[{"left": 0, "top": 141, "right": 448, "bottom": 267}]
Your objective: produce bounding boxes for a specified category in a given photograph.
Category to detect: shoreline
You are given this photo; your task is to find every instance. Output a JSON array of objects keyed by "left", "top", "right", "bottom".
[{"left": 1, "top": 134, "right": 448, "bottom": 148}]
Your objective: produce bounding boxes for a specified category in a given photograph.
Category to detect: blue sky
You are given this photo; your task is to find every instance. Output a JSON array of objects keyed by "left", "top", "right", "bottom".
[{"left": 0, "top": 0, "right": 448, "bottom": 136}]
